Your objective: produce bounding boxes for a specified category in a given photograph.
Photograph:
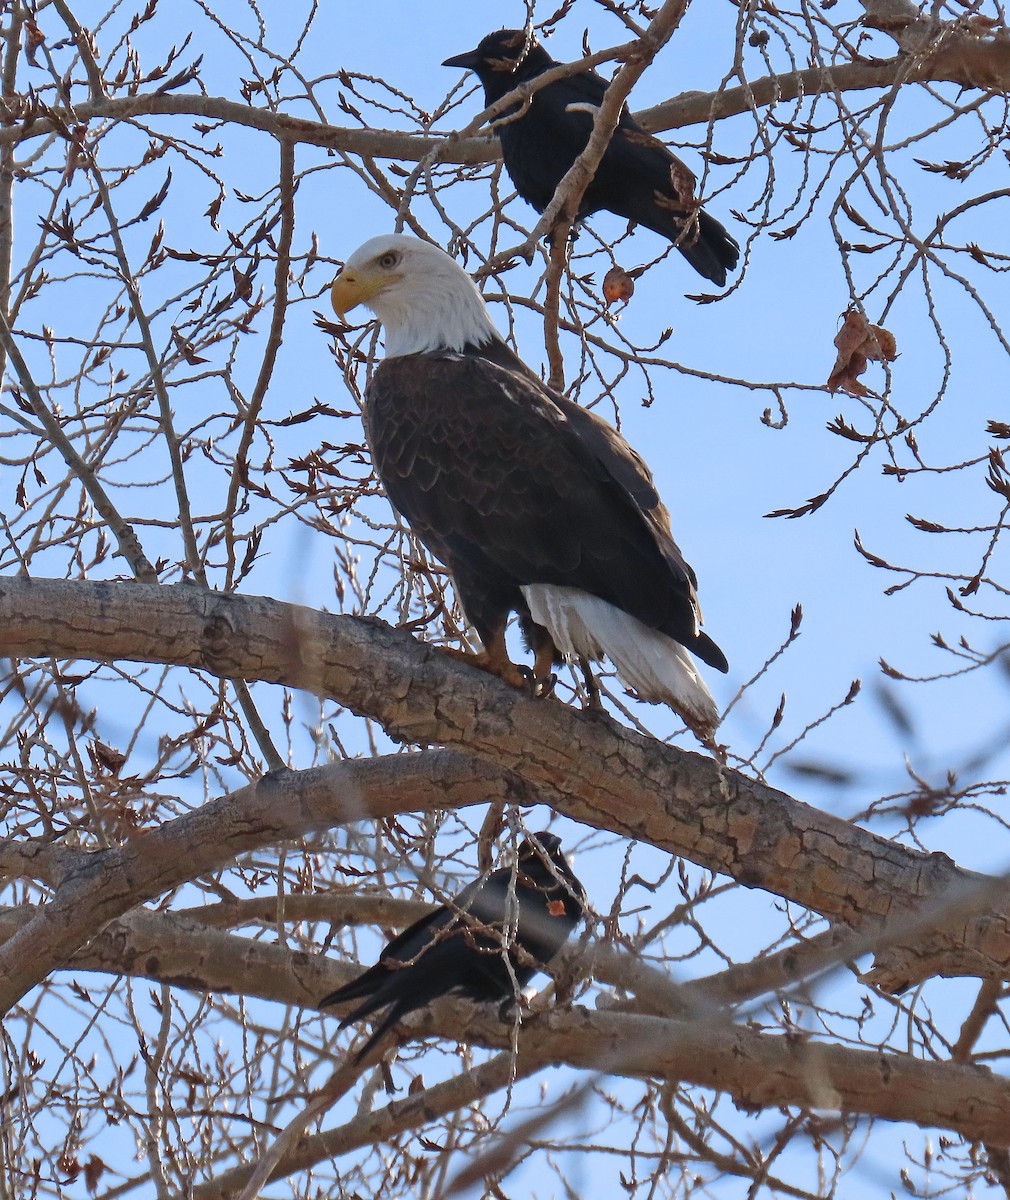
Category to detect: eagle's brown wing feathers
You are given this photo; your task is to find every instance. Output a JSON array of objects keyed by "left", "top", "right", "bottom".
[{"left": 365, "top": 351, "right": 725, "bottom": 671}]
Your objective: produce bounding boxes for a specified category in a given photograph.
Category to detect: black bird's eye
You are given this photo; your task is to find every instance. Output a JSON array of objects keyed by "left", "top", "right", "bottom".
[{"left": 378, "top": 252, "right": 398, "bottom": 269}]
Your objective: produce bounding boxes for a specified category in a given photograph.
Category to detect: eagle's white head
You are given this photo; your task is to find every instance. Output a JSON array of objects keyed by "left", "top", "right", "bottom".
[{"left": 331, "top": 234, "right": 500, "bottom": 358}]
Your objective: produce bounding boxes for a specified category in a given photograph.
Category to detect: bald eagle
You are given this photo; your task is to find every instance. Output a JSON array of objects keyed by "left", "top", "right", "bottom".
[
  {"left": 331, "top": 235, "right": 727, "bottom": 736},
  {"left": 443, "top": 29, "right": 739, "bottom": 287}
]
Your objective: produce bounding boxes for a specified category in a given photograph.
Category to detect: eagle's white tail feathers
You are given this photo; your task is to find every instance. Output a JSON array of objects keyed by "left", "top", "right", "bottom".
[{"left": 522, "top": 584, "right": 719, "bottom": 736}]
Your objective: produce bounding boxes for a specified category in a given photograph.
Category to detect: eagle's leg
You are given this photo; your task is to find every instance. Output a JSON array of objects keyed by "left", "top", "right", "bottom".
[
  {"left": 578, "top": 655, "right": 605, "bottom": 712},
  {"left": 497, "top": 992, "right": 530, "bottom": 1023},
  {"left": 522, "top": 620, "right": 558, "bottom": 698},
  {"left": 442, "top": 624, "right": 528, "bottom": 690},
  {"left": 531, "top": 639, "right": 557, "bottom": 698}
]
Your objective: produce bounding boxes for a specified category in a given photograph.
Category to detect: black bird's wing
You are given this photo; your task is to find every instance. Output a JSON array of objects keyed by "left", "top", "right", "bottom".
[
  {"left": 444, "top": 29, "right": 739, "bottom": 283},
  {"left": 319, "top": 875, "right": 499, "bottom": 1059},
  {"left": 496, "top": 69, "right": 613, "bottom": 213},
  {"left": 320, "top": 871, "right": 492, "bottom": 1011},
  {"left": 366, "top": 351, "right": 726, "bottom": 669},
  {"left": 320, "top": 834, "right": 585, "bottom": 1059},
  {"left": 499, "top": 64, "right": 739, "bottom": 284},
  {"left": 319, "top": 904, "right": 451, "bottom": 1011}
]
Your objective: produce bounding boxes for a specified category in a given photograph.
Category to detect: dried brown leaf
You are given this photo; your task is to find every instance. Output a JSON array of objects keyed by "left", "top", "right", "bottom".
[
  {"left": 602, "top": 265, "right": 635, "bottom": 306},
  {"left": 826, "top": 309, "right": 897, "bottom": 396}
]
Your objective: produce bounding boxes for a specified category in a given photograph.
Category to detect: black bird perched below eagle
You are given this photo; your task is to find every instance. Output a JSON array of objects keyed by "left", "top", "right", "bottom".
[
  {"left": 331, "top": 234, "right": 728, "bottom": 737},
  {"left": 443, "top": 28, "right": 740, "bottom": 287},
  {"left": 320, "top": 831, "right": 586, "bottom": 1059}
]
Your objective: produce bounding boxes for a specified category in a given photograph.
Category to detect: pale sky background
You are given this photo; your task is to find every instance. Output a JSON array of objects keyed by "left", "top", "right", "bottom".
[{"left": 10, "top": 0, "right": 1010, "bottom": 1194}]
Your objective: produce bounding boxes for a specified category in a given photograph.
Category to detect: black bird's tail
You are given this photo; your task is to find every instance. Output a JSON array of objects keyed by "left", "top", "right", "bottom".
[
  {"left": 345, "top": 1000, "right": 407, "bottom": 1062},
  {"left": 631, "top": 201, "right": 739, "bottom": 287},
  {"left": 320, "top": 969, "right": 393, "bottom": 1034},
  {"left": 681, "top": 628, "right": 729, "bottom": 674},
  {"left": 319, "top": 968, "right": 384, "bottom": 1013},
  {"left": 321, "top": 976, "right": 404, "bottom": 1061},
  {"left": 675, "top": 209, "right": 740, "bottom": 289},
  {"left": 610, "top": 153, "right": 739, "bottom": 285}
]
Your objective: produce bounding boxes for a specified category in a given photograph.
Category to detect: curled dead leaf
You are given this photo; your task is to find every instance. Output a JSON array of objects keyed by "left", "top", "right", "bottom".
[
  {"left": 90, "top": 739, "right": 126, "bottom": 775},
  {"left": 826, "top": 309, "right": 897, "bottom": 397},
  {"left": 603, "top": 265, "right": 635, "bottom": 306},
  {"left": 669, "top": 159, "right": 697, "bottom": 208},
  {"left": 965, "top": 13, "right": 999, "bottom": 31}
]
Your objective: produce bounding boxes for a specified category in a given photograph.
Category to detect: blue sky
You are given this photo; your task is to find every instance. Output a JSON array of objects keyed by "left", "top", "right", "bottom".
[{"left": 6, "top": 1, "right": 1010, "bottom": 1194}]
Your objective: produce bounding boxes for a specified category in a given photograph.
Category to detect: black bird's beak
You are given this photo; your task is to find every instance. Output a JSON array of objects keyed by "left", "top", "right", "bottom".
[{"left": 442, "top": 48, "right": 481, "bottom": 69}]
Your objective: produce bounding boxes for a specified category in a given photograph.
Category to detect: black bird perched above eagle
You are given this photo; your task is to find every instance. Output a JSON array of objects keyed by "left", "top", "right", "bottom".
[
  {"left": 331, "top": 234, "right": 728, "bottom": 737},
  {"left": 443, "top": 28, "right": 740, "bottom": 287},
  {"left": 320, "top": 831, "right": 586, "bottom": 1059}
]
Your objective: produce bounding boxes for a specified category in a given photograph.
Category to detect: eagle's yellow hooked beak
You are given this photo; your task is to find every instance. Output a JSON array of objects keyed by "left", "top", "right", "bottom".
[
  {"left": 331, "top": 266, "right": 394, "bottom": 320},
  {"left": 331, "top": 270, "right": 362, "bottom": 320}
]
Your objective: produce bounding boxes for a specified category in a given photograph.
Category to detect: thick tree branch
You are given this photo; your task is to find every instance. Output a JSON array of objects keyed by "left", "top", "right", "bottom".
[
  {"left": 0, "top": 745, "right": 539, "bottom": 1012},
  {"left": 0, "top": 899, "right": 817, "bottom": 1027},
  {"left": 0, "top": 35, "right": 1006, "bottom": 168},
  {"left": 4, "top": 905, "right": 1008, "bottom": 1173},
  {"left": 189, "top": 1006, "right": 1010, "bottom": 1194},
  {"left": 0, "top": 576, "right": 1009, "bottom": 1000},
  {"left": 178, "top": 893, "right": 434, "bottom": 930}
]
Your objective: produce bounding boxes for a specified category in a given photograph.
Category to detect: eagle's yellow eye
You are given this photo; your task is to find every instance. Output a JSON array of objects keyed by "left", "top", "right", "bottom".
[{"left": 378, "top": 252, "right": 398, "bottom": 269}]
